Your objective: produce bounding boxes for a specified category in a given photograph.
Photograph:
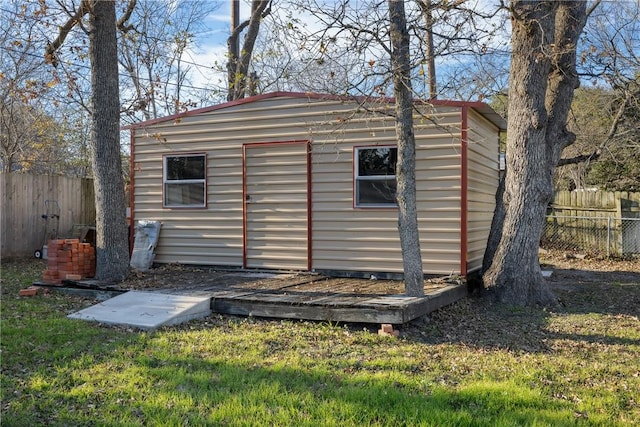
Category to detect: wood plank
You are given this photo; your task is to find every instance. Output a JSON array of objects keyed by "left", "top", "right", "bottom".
[
  {"left": 402, "top": 285, "right": 468, "bottom": 323},
  {"left": 211, "top": 289, "right": 260, "bottom": 299},
  {"left": 312, "top": 296, "right": 369, "bottom": 306},
  {"left": 235, "top": 275, "right": 326, "bottom": 291},
  {"left": 211, "top": 298, "right": 407, "bottom": 323},
  {"left": 300, "top": 285, "right": 380, "bottom": 304},
  {"left": 292, "top": 279, "right": 351, "bottom": 293},
  {"left": 208, "top": 283, "right": 468, "bottom": 324},
  {"left": 356, "top": 295, "right": 423, "bottom": 308},
  {"left": 235, "top": 293, "right": 305, "bottom": 304},
  {"left": 302, "top": 294, "right": 346, "bottom": 305},
  {"left": 0, "top": 173, "right": 95, "bottom": 256}
]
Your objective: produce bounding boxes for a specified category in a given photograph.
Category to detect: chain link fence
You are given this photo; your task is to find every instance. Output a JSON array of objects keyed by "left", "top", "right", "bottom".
[{"left": 541, "top": 215, "right": 640, "bottom": 257}]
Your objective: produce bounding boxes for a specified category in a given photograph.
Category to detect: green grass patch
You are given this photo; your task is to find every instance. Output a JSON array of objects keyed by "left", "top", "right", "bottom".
[{"left": 2, "top": 258, "right": 639, "bottom": 426}]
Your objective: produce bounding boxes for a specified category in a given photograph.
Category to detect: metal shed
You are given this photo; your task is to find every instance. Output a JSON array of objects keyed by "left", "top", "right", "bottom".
[{"left": 128, "top": 92, "right": 506, "bottom": 278}]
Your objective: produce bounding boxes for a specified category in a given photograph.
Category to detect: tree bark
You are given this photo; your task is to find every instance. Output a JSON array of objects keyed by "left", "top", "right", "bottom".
[
  {"left": 89, "top": 0, "right": 130, "bottom": 281},
  {"left": 418, "top": 0, "right": 437, "bottom": 99},
  {"left": 482, "top": 172, "right": 505, "bottom": 274},
  {"left": 227, "top": 0, "right": 241, "bottom": 101},
  {"left": 483, "top": 1, "right": 589, "bottom": 306},
  {"left": 227, "top": 0, "right": 271, "bottom": 101},
  {"left": 389, "top": 0, "right": 424, "bottom": 296}
]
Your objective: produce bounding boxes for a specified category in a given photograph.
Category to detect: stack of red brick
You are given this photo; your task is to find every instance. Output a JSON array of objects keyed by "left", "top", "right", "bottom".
[{"left": 43, "top": 239, "right": 96, "bottom": 284}]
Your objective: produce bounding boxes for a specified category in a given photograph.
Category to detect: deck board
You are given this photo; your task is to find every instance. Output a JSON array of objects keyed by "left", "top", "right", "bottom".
[
  {"left": 67, "top": 272, "right": 467, "bottom": 324},
  {"left": 208, "top": 277, "right": 467, "bottom": 324}
]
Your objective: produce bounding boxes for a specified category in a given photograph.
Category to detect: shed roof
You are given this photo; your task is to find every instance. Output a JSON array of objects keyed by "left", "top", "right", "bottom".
[{"left": 125, "top": 91, "right": 507, "bottom": 131}]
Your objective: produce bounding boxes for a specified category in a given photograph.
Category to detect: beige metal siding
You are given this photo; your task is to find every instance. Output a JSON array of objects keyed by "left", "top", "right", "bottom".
[
  {"left": 415, "top": 111, "right": 464, "bottom": 275},
  {"left": 131, "top": 96, "right": 341, "bottom": 268},
  {"left": 311, "top": 106, "right": 463, "bottom": 275},
  {"left": 132, "top": 95, "right": 501, "bottom": 276},
  {"left": 133, "top": 137, "right": 244, "bottom": 266},
  {"left": 465, "top": 109, "right": 500, "bottom": 272},
  {"left": 244, "top": 142, "right": 308, "bottom": 269}
]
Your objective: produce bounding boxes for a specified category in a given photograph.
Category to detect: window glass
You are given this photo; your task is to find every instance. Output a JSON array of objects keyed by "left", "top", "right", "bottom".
[
  {"left": 355, "top": 147, "right": 398, "bottom": 207},
  {"left": 166, "top": 156, "right": 205, "bottom": 180},
  {"left": 163, "top": 154, "right": 206, "bottom": 207},
  {"left": 358, "top": 147, "right": 397, "bottom": 176}
]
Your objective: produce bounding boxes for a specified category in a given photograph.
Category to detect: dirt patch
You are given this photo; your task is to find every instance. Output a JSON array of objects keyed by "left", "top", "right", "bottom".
[
  {"left": 121, "top": 264, "right": 282, "bottom": 290},
  {"left": 117, "top": 253, "right": 639, "bottom": 300},
  {"left": 401, "top": 253, "right": 640, "bottom": 351},
  {"left": 540, "top": 250, "right": 640, "bottom": 284},
  {"left": 119, "top": 264, "right": 457, "bottom": 295}
]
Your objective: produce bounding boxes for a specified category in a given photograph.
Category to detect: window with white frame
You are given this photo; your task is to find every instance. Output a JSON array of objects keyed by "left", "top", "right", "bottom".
[
  {"left": 163, "top": 154, "right": 206, "bottom": 207},
  {"left": 354, "top": 146, "right": 398, "bottom": 207}
]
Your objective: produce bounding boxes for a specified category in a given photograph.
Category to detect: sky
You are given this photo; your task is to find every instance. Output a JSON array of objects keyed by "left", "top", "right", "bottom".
[
  {"left": 181, "top": 0, "right": 511, "bottom": 98},
  {"left": 183, "top": 0, "right": 639, "bottom": 103},
  {"left": 167, "top": 1, "right": 234, "bottom": 95},
  {"left": 185, "top": 0, "right": 319, "bottom": 90}
]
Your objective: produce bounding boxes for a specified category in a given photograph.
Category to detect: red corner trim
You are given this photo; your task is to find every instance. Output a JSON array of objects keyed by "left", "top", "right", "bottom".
[
  {"left": 129, "top": 130, "right": 135, "bottom": 257},
  {"left": 460, "top": 107, "right": 469, "bottom": 277},
  {"left": 241, "top": 140, "right": 312, "bottom": 271}
]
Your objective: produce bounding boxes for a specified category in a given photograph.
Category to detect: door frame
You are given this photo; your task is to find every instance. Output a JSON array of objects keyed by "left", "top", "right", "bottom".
[{"left": 241, "top": 140, "right": 312, "bottom": 270}]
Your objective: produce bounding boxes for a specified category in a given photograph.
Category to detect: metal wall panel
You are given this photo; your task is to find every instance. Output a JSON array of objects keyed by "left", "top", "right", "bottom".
[
  {"left": 244, "top": 142, "right": 309, "bottom": 269},
  {"left": 131, "top": 94, "right": 502, "bottom": 276}
]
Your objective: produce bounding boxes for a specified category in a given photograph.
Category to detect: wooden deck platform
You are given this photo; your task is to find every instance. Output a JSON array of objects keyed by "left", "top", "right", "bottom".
[
  {"left": 43, "top": 272, "right": 468, "bottom": 325},
  {"left": 162, "top": 274, "right": 468, "bottom": 324}
]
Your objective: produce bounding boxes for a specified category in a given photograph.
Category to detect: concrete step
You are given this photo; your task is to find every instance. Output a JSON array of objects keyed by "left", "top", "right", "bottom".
[{"left": 68, "top": 291, "right": 211, "bottom": 331}]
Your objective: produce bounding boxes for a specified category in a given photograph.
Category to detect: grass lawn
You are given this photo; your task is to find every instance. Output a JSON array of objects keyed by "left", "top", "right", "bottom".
[{"left": 1, "top": 258, "right": 639, "bottom": 426}]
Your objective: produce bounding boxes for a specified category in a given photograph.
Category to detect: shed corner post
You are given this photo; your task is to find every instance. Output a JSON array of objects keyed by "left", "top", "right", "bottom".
[
  {"left": 460, "top": 106, "right": 469, "bottom": 277},
  {"left": 128, "top": 129, "right": 136, "bottom": 257}
]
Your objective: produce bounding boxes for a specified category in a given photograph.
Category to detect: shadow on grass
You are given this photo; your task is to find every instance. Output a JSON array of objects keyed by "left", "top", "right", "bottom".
[
  {"left": 2, "top": 258, "right": 637, "bottom": 425},
  {"left": 402, "top": 271, "right": 640, "bottom": 353},
  {"left": 4, "top": 350, "right": 577, "bottom": 426},
  {"left": 548, "top": 269, "right": 640, "bottom": 317}
]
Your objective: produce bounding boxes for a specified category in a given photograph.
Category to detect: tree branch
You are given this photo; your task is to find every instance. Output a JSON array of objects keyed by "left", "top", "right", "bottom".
[
  {"left": 586, "top": 0, "right": 602, "bottom": 18},
  {"left": 117, "top": 0, "right": 137, "bottom": 33},
  {"left": 228, "top": 0, "right": 272, "bottom": 100},
  {"left": 544, "top": 1, "right": 589, "bottom": 163},
  {"left": 45, "top": 0, "right": 90, "bottom": 67},
  {"left": 558, "top": 90, "right": 632, "bottom": 166}
]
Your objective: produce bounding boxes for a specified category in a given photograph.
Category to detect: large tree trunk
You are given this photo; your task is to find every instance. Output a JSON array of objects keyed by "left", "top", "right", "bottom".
[
  {"left": 483, "top": 1, "right": 589, "bottom": 306},
  {"left": 227, "top": 0, "right": 241, "bottom": 101},
  {"left": 227, "top": 0, "right": 271, "bottom": 101},
  {"left": 482, "top": 173, "right": 505, "bottom": 274},
  {"left": 389, "top": 0, "right": 424, "bottom": 297},
  {"left": 418, "top": 0, "right": 437, "bottom": 99},
  {"left": 89, "top": 0, "right": 130, "bottom": 281}
]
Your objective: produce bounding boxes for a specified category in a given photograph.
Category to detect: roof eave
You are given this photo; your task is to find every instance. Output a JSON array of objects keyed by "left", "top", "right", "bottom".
[{"left": 123, "top": 91, "right": 507, "bottom": 132}]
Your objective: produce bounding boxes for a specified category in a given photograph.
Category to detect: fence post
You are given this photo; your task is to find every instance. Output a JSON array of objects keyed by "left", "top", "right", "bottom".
[{"left": 607, "top": 216, "right": 611, "bottom": 258}]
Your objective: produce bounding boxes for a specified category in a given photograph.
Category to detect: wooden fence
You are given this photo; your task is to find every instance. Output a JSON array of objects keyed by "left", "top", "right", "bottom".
[
  {"left": 1, "top": 173, "right": 96, "bottom": 258},
  {"left": 550, "top": 190, "right": 640, "bottom": 217},
  {"left": 544, "top": 190, "right": 640, "bottom": 256}
]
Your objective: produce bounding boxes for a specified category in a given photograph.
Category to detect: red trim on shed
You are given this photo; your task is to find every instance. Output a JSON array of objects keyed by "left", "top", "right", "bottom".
[
  {"left": 161, "top": 152, "right": 208, "bottom": 209},
  {"left": 129, "top": 131, "right": 135, "bottom": 257},
  {"left": 241, "top": 144, "right": 248, "bottom": 269},
  {"left": 125, "top": 92, "right": 506, "bottom": 132},
  {"left": 351, "top": 144, "right": 400, "bottom": 211},
  {"left": 305, "top": 142, "right": 313, "bottom": 271},
  {"left": 241, "top": 140, "right": 312, "bottom": 270},
  {"left": 460, "top": 107, "right": 469, "bottom": 277}
]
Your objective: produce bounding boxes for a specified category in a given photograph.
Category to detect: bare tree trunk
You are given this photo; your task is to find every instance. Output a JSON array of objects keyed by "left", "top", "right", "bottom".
[
  {"left": 482, "top": 172, "right": 505, "bottom": 274},
  {"left": 227, "top": 0, "right": 271, "bottom": 101},
  {"left": 227, "top": 0, "right": 240, "bottom": 101},
  {"left": 483, "top": 1, "right": 590, "bottom": 306},
  {"left": 418, "top": 0, "right": 437, "bottom": 99},
  {"left": 89, "top": 0, "right": 129, "bottom": 281},
  {"left": 389, "top": 0, "right": 424, "bottom": 297}
]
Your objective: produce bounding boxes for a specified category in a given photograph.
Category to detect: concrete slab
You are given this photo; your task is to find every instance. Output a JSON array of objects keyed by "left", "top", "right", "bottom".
[{"left": 68, "top": 291, "right": 211, "bottom": 330}]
